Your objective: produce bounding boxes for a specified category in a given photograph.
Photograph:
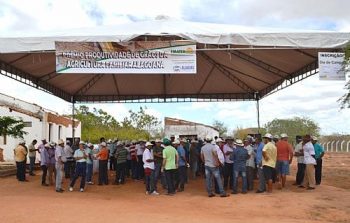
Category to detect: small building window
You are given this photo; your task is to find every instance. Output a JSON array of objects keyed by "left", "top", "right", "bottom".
[{"left": 23, "top": 121, "right": 32, "bottom": 127}]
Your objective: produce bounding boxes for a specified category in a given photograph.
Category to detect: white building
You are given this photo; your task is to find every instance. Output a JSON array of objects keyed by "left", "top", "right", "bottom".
[
  {"left": 164, "top": 117, "right": 219, "bottom": 140},
  {"left": 0, "top": 93, "right": 81, "bottom": 161}
]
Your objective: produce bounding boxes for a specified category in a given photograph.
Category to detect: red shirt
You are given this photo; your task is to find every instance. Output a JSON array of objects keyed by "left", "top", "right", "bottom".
[{"left": 276, "top": 140, "right": 293, "bottom": 161}]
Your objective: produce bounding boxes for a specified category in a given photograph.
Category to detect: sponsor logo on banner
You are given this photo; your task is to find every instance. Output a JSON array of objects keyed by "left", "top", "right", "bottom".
[
  {"left": 318, "top": 52, "right": 345, "bottom": 80},
  {"left": 55, "top": 41, "right": 197, "bottom": 74}
]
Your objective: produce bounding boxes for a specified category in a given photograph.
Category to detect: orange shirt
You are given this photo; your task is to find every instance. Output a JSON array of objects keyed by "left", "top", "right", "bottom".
[
  {"left": 97, "top": 148, "right": 109, "bottom": 160},
  {"left": 276, "top": 140, "right": 293, "bottom": 161}
]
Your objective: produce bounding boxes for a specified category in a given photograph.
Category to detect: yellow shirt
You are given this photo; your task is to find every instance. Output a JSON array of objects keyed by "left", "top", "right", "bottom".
[
  {"left": 14, "top": 145, "right": 27, "bottom": 162},
  {"left": 262, "top": 142, "right": 277, "bottom": 168}
]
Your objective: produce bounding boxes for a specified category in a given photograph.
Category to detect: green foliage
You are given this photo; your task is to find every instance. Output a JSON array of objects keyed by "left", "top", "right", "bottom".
[
  {"left": 264, "top": 117, "right": 320, "bottom": 144},
  {"left": 0, "top": 116, "right": 27, "bottom": 144},
  {"left": 212, "top": 120, "right": 228, "bottom": 136},
  {"left": 72, "top": 106, "right": 160, "bottom": 143},
  {"left": 339, "top": 43, "right": 350, "bottom": 109}
]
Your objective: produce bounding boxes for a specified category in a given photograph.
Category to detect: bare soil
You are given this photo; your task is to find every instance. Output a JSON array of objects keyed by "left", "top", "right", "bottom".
[{"left": 0, "top": 152, "right": 349, "bottom": 223}]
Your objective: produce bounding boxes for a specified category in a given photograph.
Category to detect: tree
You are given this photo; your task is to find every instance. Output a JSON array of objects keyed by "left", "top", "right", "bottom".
[
  {"left": 339, "top": 43, "right": 350, "bottom": 109},
  {"left": 0, "top": 116, "right": 27, "bottom": 144},
  {"left": 124, "top": 107, "right": 161, "bottom": 135},
  {"left": 264, "top": 117, "right": 320, "bottom": 144},
  {"left": 212, "top": 120, "right": 228, "bottom": 137}
]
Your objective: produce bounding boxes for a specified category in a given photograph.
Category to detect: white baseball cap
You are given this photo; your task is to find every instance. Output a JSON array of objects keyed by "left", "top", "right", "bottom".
[
  {"left": 155, "top": 139, "right": 162, "bottom": 143},
  {"left": 280, "top": 133, "right": 288, "bottom": 138},
  {"left": 145, "top": 142, "right": 154, "bottom": 147},
  {"left": 263, "top": 133, "right": 273, "bottom": 139},
  {"left": 100, "top": 142, "right": 107, "bottom": 147},
  {"left": 79, "top": 141, "right": 85, "bottom": 145},
  {"left": 273, "top": 135, "right": 280, "bottom": 139}
]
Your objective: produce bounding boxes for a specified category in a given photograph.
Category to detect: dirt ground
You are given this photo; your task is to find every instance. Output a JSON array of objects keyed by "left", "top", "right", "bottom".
[{"left": 1, "top": 152, "right": 350, "bottom": 223}]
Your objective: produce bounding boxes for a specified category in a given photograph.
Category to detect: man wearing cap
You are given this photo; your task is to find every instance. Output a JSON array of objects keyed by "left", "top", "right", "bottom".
[
  {"left": 136, "top": 140, "right": 145, "bottom": 180},
  {"left": 230, "top": 139, "right": 249, "bottom": 194},
  {"left": 143, "top": 142, "right": 159, "bottom": 195},
  {"left": 86, "top": 143, "right": 94, "bottom": 185},
  {"left": 201, "top": 137, "right": 228, "bottom": 197},
  {"left": 255, "top": 137, "right": 266, "bottom": 193},
  {"left": 108, "top": 139, "right": 116, "bottom": 171},
  {"left": 262, "top": 133, "right": 277, "bottom": 193},
  {"left": 40, "top": 143, "right": 50, "bottom": 186},
  {"left": 273, "top": 135, "right": 280, "bottom": 145},
  {"left": 114, "top": 142, "right": 128, "bottom": 185},
  {"left": 55, "top": 139, "right": 66, "bottom": 193},
  {"left": 69, "top": 141, "right": 87, "bottom": 192},
  {"left": 245, "top": 138, "right": 256, "bottom": 191},
  {"left": 300, "top": 135, "right": 316, "bottom": 190},
  {"left": 275, "top": 133, "right": 294, "bottom": 189},
  {"left": 189, "top": 139, "right": 199, "bottom": 180},
  {"left": 214, "top": 138, "right": 225, "bottom": 194},
  {"left": 223, "top": 137, "right": 235, "bottom": 190},
  {"left": 28, "top": 139, "right": 38, "bottom": 176},
  {"left": 153, "top": 139, "right": 165, "bottom": 190},
  {"left": 293, "top": 136, "right": 305, "bottom": 186},
  {"left": 312, "top": 136, "right": 324, "bottom": 185},
  {"left": 176, "top": 139, "right": 187, "bottom": 192},
  {"left": 97, "top": 142, "right": 109, "bottom": 185},
  {"left": 161, "top": 138, "right": 178, "bottom": 196},
  {"left": 14, "top": 140, "right": 28, "bottom": 182}
]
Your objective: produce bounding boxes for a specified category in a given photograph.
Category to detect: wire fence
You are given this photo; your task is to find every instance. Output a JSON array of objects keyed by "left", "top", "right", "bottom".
[{"left": 320, "top": 141, "right": 350, "bottom": 152}]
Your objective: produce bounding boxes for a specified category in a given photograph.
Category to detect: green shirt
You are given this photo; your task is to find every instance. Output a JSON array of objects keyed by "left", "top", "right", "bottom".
[
  {"left": 314, "top": 143, "right": 324, "bottom": 159},
  {"left": 153, "top": 146, "right": 163, "bottom": 164},
  {"left": 85, "top": 148, "right": 93, "bottom": 164},
  {"left": 116, "top": 148, "right": 128, "bottom": 164},
  {"left": 163, "top": 145, "right": 177, "bottom": 170}
]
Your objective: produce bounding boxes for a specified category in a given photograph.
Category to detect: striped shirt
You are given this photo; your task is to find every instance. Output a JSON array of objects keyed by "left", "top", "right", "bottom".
[
  {"left": 129, "top": 145, "right": 137, "bottom": 160},
  {"left": 116, "top": 148, "right": 128, "bottom": 164}
]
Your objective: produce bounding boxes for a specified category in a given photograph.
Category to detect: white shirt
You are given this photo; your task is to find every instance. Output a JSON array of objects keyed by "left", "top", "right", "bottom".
[
  {"left": 143, "top": 148, "right": 154, "bottom": 170},
  {"left": 245, "top": 145, "right": 256, "bottom": 168},
  {"left": 215, "top": 145, "right": 225, "bottom": 165},
  {"left": 294, "top": 142, "right": 304, "bottom": 163},
  {"left": 223, "top": 144, "right": 234, "bottom": 164},
  {"left": 64, "top": 145, "right": 74, "bottom": 158},
  {"left": 303, "top": 142, "right": 316, "bottom": 165},
  {"left": 136, "top": 144, "right": 144, "bottom": 156}
]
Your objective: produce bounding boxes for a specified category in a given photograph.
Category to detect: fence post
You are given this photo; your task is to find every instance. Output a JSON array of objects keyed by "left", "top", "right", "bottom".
[
  {"left": 331, "top": 141, "right": 335, "bottom": 152},
  {"left": 347, "top": 141, "right": 350, "bottom": 152},
  {"left": 336, "top": 141, "right": 340, "bottom": 152},
  {"left": 341, "top": 140, "right": 345, "bottom": 152},
  {"left": 326, "top": 142, "right": 331, "bottom": 152}
]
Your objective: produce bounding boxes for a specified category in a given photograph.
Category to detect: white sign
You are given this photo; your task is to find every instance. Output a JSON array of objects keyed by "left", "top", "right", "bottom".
[
  {"left": 318, "top": 52, "right": 345, "bottom": 80},
  {"left": 55, "top": 41, "right": 197, "bottom": 74}
]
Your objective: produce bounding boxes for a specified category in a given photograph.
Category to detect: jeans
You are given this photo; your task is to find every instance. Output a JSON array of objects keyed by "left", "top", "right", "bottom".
[
  {"left": 137, "top": 155, "right": 144, "bottom": 180},
  {"left": 145, "top": 168, "right": 155, "bottom": 193},
  {"left": 257, "top": 167, "right": 266, "bottom": 192},
  {"left": 86, "top": 163, "right": 93, "bottom": 182},
  {"left": 16, "top": 161, "right": 26, "bottom": 181},
  {"left": 115, "top": 162, "right": 127, "bottom": 184},
  {"left": 64, "top": 160, "right": 76, "bottom": 179},
  {"left": 154, "top": 162, "right": 166, "bottom": 190},
  {"left": 233, "top": 169, "right": 247, "bottom": 193},
  {"left": 98, "top": 160, "right": 109, "bottom": 185},
  {"left": 131, "top": 159, "right": 138, "bottom": 179},
  {"left": 165, "top": 169, "right": 176, "bottom": 194},
  {"left": 246, "top": 166, "right": 255, "bottom": 191},
  {"left": 109, "top": 156, "right": 115, "bottom": 171},
  {"left": 214, "top": 166, "right": 224, "bottom": 194},
  {"left": 315, "top": 159, "right": 322, "bottom": 185},
  {"left": 29, "top": 156, "right": 35, "bottom": 174},
  {"left": 70, "top": 162, "right": 86, "bottom": 189},
  {"left": 205, "top": 166, "right": 225, "bottom": 195},
  {"left": 41, "top": 165, "right": 48, "bottom": 184},
  {"left": 55, "top": 163, "right": 63, "bottom": 190},
  {"left": 190, "top": 160, "right": 198, "bottom": 179},
  {"left": 223, "top": 163, "right": 233, "bottom": 189},
  {"left": 176, "top": 166, "right": 187, "bottom": 190},
  {"left": 296, "top": 163, "right": 305, "bottom": 185},
  {"left": 47, "top": 163, "right": 56, "bottom": 185}
]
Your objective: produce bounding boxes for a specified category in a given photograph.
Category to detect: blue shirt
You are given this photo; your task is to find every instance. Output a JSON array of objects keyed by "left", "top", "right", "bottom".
[
  {"left": 177, "top": 145, "right": 186, "bottom": 167},
  {"left": 230, "top": 146, "right": 249, "bottom": 171},
  {"left": 314, "top": 143, "right": 324, "bottom": 159},
  {"left": 256, "top": 142, "right": 265, "bottom": 165}
]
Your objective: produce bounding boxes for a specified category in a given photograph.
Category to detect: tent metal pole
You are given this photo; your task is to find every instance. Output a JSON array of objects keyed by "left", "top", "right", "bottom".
[
  {"left": 71, "top": 96, "right": 75, "bottom": 144},
  {"left": 256, "top": 99, "right": 261, "bottom": 134}
]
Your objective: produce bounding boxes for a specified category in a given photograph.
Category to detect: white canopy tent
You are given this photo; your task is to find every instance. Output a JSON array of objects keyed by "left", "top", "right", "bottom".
[{"left": 0, "top": 17, "right": 349, "bottom": 133}]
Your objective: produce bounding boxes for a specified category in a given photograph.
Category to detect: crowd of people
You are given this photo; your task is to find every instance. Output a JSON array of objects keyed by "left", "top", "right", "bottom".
[{"left": 13, "top": 133, "right": 325, "bottom": 197}]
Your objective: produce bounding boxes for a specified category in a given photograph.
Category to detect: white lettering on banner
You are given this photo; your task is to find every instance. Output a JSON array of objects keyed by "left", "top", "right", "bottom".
[
  {"left": 55, "top": 41, "right": 197, "bottom": 74},
  {"left": 318, "top": 52, "right": 345, "bottom": 81}
]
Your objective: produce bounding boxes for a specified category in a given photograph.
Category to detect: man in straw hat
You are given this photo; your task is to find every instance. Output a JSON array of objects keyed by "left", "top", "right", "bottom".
[
  {"left": 230, "top": 139, "right": 249, "bottom": 194},
  {"left": 153, "top": 138, "right": 166, "bottom": 190},
  {"left": 262, "top": 133, "right": 277, "bottom": 193},
  {"left": 201, "top": 136, "right": 229, "bottom": 198},
  {"left": 14, "top": 139, "right": 28, "bottom": 182},
  {"left": 275, "top": 133, "right": 293, "bottom": 189},
  {"left": 143, "top": 142, "right": 159, "bottom": 195}
]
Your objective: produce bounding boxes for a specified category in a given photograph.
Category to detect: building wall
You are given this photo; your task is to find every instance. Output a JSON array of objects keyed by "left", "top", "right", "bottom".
[{"left": 164, "top": 124, "right": 219, "bottom": 139}]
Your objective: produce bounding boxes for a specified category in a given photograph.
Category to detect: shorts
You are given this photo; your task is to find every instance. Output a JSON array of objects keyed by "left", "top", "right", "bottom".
[
  {"left": 263, "top": 166, "right": 275, "bottom": 181},
  {"left": 276, "top": 160, "right": 290, "bottom": 175}
]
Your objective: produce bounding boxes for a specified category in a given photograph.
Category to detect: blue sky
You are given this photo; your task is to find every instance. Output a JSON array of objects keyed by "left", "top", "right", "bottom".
[{"left": 0, "top": 0, "right": 349, "bottom": 135}]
